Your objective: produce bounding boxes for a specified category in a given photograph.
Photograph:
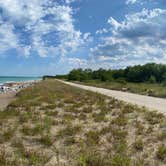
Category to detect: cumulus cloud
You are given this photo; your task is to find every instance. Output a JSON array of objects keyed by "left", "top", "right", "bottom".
[
  {"left": 0, "top": 21, "right": 18, "bottom": 53},
  {"left": 92, "top": 8, "right": 166, "bottom": 68},
  {"left": 0, "top": 0, "right": 90, "bottom": 57}
]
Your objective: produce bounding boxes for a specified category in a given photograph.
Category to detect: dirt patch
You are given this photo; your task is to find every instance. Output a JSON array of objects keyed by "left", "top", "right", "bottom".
[{"left": 0, "top": 92, "right": 16, "bottom": 109}]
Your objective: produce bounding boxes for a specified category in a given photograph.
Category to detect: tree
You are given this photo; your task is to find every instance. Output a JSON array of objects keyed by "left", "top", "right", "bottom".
[{"left": 149, "top": 75, "right": 156, "bottom": 83}]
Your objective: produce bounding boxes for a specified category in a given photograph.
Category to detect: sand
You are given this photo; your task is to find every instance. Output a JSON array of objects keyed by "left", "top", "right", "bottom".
[{"left": 0, "top": 92, "right": 16, "bottom": 110}]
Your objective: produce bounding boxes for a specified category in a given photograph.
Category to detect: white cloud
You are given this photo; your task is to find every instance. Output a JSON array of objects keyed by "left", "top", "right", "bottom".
[
  {"left": 0, "top": 0, "right": 91, "bottom": 57},
  {"left": 126, "top": 0, "right": 138, "bottom": 4},
  {"left": 0, "top": 22, "right": 18, "bottom": 52},
  {"left": 91, "top": 8, "right": 166, "bottom": 68},
  {"left": 96, "top": 28, "right": 109, "bottom": 35}
]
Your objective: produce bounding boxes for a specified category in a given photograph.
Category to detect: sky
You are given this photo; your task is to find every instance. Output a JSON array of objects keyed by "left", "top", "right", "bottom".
[{"left": 0, "top": 0, "right": 166, "bottom": 76}]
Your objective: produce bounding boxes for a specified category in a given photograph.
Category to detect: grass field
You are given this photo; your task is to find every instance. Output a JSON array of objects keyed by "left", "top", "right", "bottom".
[
  {"left": 73, "top": 80, "right": 166, "bottom": 98},
  {"left": 0, "top": 80, "right": 165, "bottom": 165}
]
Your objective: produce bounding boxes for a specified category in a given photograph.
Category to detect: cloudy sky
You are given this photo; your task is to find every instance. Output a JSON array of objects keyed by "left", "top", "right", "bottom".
[{"left": 0, "top": 0, "right": 166, "bottom": 76}]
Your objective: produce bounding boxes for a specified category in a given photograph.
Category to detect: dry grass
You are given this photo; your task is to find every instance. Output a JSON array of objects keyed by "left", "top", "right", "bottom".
[{"left": 0, "top": 80, "right": 165, "bottom": 165}]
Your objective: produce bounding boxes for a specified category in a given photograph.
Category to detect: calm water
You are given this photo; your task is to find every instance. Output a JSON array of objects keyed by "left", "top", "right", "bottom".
[{"left": 0, "top": 76, "right": 41, "bottom": 85}]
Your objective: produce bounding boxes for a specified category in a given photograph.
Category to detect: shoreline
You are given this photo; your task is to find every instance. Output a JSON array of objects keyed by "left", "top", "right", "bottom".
[
  {"left": 0, "top": 80, "right": 40, "bottom": 109},
  {"left": 0, "top": 80, "right": 40, "bottom": 94}
]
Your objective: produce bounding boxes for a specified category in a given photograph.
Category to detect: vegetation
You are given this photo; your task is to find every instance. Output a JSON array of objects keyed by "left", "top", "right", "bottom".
[
  {"left": 52, "top": 63, "right": 166, "bottom": 98},
  {"left": 66, "top": 63, "right": 166, "bottom": 83},
  {"left": 0, "top": 80, "right": 165, "bottom": 165}
]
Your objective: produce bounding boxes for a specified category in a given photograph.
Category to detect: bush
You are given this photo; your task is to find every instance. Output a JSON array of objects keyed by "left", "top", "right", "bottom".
[
  {"left": 133, "top": 139, "right": 144, "bottom": 151},
  {"left": 111, "top": 154, "right": 131, "bottom": 166},
  {"left": 85, "top": 130, "right": 100, "bottom": 145},
  {"left": 156, "top": 145, "right": 166, "bottom": 161},
  {"left": 39, "top": 134, "right": 53, "bottom": 146},
  {"left": 149, "top": 75, "right": 156, "bottom": 83}
]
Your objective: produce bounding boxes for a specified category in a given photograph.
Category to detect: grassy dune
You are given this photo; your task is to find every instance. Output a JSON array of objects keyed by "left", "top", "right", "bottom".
[{"left": 0, "top": 80, "right": 165, "bottom": 165}]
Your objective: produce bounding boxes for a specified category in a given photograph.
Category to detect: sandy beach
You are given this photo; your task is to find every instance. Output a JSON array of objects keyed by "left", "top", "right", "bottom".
[{"left": 0, "top": 92, "right": 16, "bottom": 109}]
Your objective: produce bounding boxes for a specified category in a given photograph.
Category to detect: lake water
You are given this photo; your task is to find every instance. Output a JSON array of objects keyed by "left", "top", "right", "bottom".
[{"left": 0, "top": 76, "right": 41, "bottom": 85}]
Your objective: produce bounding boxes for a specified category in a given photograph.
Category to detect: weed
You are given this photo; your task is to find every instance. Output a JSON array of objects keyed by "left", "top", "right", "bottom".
[
  {"left": 0, "top": 127, "right": 16, "bottom": 143},
  {"left": 78, "top": 150, "right": 108, "bottom": 166},
  {"left": 92, "top": 111, "right": 106, "bottom": 122},
  {"left": 57, "top": 125, "right": 81, "bottom": 138},
  {"left": 157, "top": 131, "right": 166, "bottom": 141},
  {"left": 113, "top": 140, "right": 127, "bottom": 154},
  {"left": 156, "top": 145, "right": 166, "bottom": 161},
  {"left": 43, "top": 104, "right": 57, "bottom": 110},
  {"left": 85, "top": 130, "right": 100, "bottom": 145},
  {"left": 111, "top": 154, "right": 131, "bottom": 166},
  {"left": 0, "top": 149, "right": 8, "bottom": 165},
  {"left": 21, "top": 123, "right": 47, "bottom": 136},
  {"left": 160, "top": 119, "right": 166, "bottom": 128},
  {"left": 78, "top": 113, "right": 87, "bottom": 121},
  {"left": 64, "top": 136, "right": 76, "bottom": 146},
  {"left": 39, "top": 134, "right": 53, "bottom": 146},
  {"left": 45, "top": 110, "right": 58, "bottom": 117},
  {"left": 111, "top": 129, "right": 128, "bottom": 141},
  {"left": 133, "top": 139, "right": 144, "bottom": 151},
  {"left": 145, "top": 111, "right": 164, "bottom": 125},
  {"left": 135, "top": 122, "right": 145, "bottom": 135},
  {"left": 24, "top": 150, "right": 48, "bottom": 165},
  {"left": 111, "top": 114, "right": 128, "bottom": 126}
]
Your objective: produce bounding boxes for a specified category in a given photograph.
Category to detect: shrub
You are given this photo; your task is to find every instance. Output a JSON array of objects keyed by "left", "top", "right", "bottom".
[
  {"left": 135, "top": 122, "right": 145, "bottom": 135},
  {"left": 92, "top": 112, "right": 106, "bottom": 122},
  {"left": 157, "top": 131, "right": 166, "bottom": 141},
  {"left": 64, "top": 137, "right": 76, "bottom": 146},
  {"left": 39, "top": 134, "right": 53, "bottom": 146},
  {"left": 145, "top": 111, "right": 164, "bottom": 125},
  {"left": 24, "top": 150, "right": 48, "bottom": 165},
  {"left": 133, "top": 139, "right": 144, "bottom": 151},
  {"left": 156, "top": 145, "right": 166, "bottom": 161},
  {"left": 0, "top": 149, "right": 8, "bottom": 165},
  {"left": 0, "top": 127, "right": 16, "bottom": 142},
  {"left": 78, "top": 150, "right": 107, "bottom": 166},
  {"left": 111, "top": 154, "right": 131, "bottom": 166},
  {"left": 85, "top": 130, "right": 100, "bottom": 145},
  {"left": 113, "top": 140, "right": 127, "bottom": 154},
  {"left": 111, "top": 129, "right": 128, "bottom": 141},
  {"left": 111, "top": 115, "right": 128, "bottom": 126},
  {"left": 57, "top": 125, "right": 81, "bottom": 138}
]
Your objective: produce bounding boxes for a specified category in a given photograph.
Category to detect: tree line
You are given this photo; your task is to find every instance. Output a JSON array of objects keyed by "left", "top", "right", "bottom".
[{"left": 49, "top": 63, "right": 166, "bottom": 84}]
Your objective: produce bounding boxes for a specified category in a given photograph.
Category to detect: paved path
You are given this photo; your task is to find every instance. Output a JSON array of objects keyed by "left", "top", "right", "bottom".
[{"left": 60, "top": 80, "right": 166, "bottom": 114}]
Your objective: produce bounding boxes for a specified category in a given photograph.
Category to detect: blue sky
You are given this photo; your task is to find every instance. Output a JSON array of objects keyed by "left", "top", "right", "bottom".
[{"left": 0, "top": 0, "right": 166, "bottom": 76}]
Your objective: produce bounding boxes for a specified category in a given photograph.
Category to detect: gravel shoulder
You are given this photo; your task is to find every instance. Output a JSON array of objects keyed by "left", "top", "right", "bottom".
[{"left": 60, "top": 80, "right": 166, "bottom": 114}]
